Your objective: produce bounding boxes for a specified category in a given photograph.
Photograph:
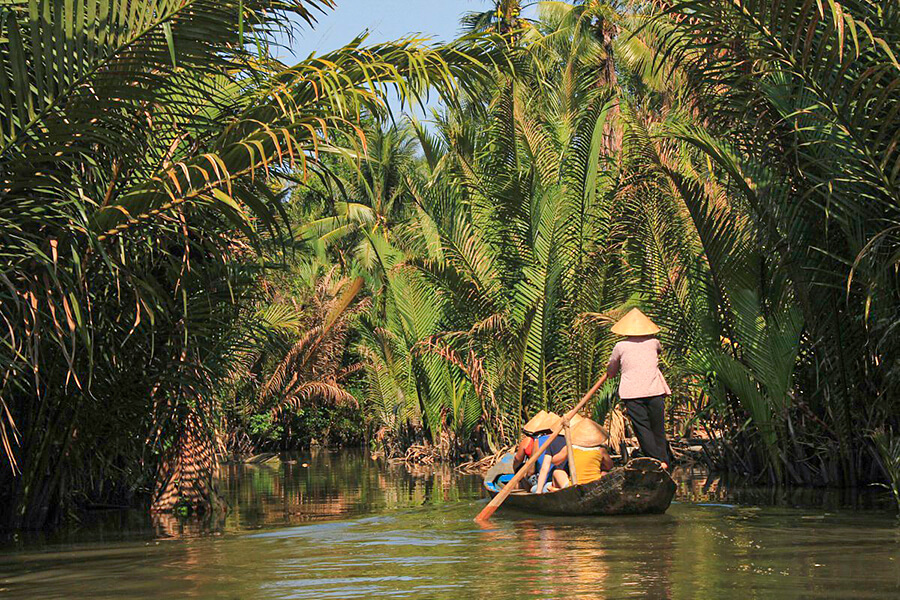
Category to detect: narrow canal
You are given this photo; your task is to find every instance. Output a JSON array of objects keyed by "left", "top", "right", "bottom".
[{"left": 2, "top": 451, "right": 898, "bottom": 598}]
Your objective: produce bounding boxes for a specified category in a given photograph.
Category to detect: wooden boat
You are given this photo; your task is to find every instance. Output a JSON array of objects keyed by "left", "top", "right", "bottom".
[{"left": 482, "top": 455, "right": 676, "bottom": 516}]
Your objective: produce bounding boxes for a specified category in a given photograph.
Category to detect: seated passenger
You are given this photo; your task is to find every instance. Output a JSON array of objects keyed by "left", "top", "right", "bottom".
[
  {"left": 531, "top": 412, "right": 569, "bottom": 494},
  {"left": 513, "top": 411, "right": 569, "bottom": 494},
  {"left": 513, "top": 410, "right": 547, "bottom": 490},
  {"left": 544, "top": 414, "right": 591, "bottom": 492},
  {"left": 568, "top": 418, "right": 614, "bottom": 484},
  {"left": 534, "top": 440, "right": 570, "bottom": 493},
  {"left": 513, "top": 410, "right": 549, "bottom": 474}
]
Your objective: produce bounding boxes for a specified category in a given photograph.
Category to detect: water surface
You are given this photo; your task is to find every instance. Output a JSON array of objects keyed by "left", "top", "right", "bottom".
[{"left": 2, "top": 451, "right": 898, "bottom": 598}]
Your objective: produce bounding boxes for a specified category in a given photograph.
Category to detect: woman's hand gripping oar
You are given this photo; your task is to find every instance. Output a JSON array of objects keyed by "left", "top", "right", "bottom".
[{"left": 475, "top": 375, "right": 608, "bottom": 522}]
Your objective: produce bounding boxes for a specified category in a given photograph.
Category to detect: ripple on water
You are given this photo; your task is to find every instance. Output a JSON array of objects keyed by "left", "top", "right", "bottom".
[{"left": 1, "top": 452, "right": 898, "bottom": 599}]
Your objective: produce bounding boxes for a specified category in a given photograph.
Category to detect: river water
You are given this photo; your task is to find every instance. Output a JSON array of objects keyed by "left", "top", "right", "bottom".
[{"left": 1, "top": 450, "right": 898, "bottom": 599}]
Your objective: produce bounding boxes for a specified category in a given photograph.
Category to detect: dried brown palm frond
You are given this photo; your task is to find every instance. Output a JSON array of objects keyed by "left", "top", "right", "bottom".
[
  {"left": 279, "top": 381, "right": 358, "bottom": 412},
  {"left": 258, "top": 274, "right": 369, "bottom": 414},
  {"left": 259, "top": 326, "right": 325, "bottom": 402},
  {"left": 414, "top": 337, "right": 488, "bottom": 399}
]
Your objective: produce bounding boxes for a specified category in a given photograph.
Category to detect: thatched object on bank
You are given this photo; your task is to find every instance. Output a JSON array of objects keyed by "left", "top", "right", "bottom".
[
  {"left": 603, "top": 405, "right": 627, "bottom": 453},
  {"left": 456, "top": 447, "right": 515, "bottom": 474},
  {"left": 245, "top": 452, "right": 281, "bottom": 464},
  {"left": 388, "top": 443, "right": 442, "bottom": 466}
]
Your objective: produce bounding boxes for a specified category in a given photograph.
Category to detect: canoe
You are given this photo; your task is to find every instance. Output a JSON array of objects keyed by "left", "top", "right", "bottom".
[{"left": 482, "top": 454, "right": 676, "bottom": 516}]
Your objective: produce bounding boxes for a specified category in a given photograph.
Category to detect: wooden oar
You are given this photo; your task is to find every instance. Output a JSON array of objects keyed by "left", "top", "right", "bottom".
[
  {"left": 475, "top": 375, "right": 607, "bottom": 522},
  {"left": 564, "top": 420, "right": 577, "bottom": 485}
]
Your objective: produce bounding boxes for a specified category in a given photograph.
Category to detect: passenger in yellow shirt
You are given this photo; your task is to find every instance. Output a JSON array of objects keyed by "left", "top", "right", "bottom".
[{"left": 568, "top": 418, "right": 614, "bottom": 484}]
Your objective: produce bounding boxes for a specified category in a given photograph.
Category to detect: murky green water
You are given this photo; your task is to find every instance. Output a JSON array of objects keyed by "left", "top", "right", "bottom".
[{"left": 2, "top": 450, "right": 898, "bottom": 599}]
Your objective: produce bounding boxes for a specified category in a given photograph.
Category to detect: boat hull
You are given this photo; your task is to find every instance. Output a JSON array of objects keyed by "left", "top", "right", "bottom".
[{"left": 483, "top": 456, "right": 676, "bottom": 516}]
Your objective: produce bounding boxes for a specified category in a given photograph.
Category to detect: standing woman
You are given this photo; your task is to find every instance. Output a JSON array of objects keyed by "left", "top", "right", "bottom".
[{"left": 604, "top": 308, "right": 672, "bottom": 468}]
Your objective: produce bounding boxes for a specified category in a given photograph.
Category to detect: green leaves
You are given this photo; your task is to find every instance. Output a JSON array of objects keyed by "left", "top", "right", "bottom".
[
  {"left": 399, "top": 16, "right": 629, "bottom": 429},
  {"left": 162, "top": 21, "right": 176, "bottom": 67},
  {"left": 647, "top": 0, "right": 900, "bottom": 484},
  {"left": 704, "top": 290, "right": 804, "bottom": 481},
  {"left": 0, "top": 0, "right": 504, "bottom": 525}
]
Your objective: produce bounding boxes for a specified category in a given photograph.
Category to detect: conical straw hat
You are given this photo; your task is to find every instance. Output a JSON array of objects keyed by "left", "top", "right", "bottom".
[
  {"left": 568, "top": 413, "right": 586, "bottom": 429},
  {"left": 570, "top": 418, "right": 609, "bottom": 447},
  {"left": 523, "top": 410, "right": 549, "bottom": 435},
  {"left": 525, "top": 411, "right": 564, "bottom": 435},
  {"left": 544, "top": 412, "right": 562, "bottom": 433},
  {"left": 611, "top": 308, "right": 660, "bottom": 336}
]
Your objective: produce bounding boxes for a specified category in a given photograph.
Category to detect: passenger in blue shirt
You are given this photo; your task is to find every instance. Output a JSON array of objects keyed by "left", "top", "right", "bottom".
[
  {"left": 513, "top": 411, "right": 571, "bottom": 494},
  {"left": 531, "top": 433, "right": 569, "bottom": 493}
]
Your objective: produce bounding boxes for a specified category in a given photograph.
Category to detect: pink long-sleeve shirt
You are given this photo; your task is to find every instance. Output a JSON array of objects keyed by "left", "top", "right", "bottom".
[{"left": 606, "top": 336, "right": 672, "bottom": 399}]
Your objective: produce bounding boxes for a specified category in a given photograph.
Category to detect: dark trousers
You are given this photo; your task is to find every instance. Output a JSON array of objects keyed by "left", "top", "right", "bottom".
[{"left": 625, "top": 396, "right": 669, "bottom": 463}]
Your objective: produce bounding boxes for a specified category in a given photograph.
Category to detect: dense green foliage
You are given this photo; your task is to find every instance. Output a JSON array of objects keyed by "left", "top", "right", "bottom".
[
  {"left": 654, "top": 0, "right": 900, "bottom": 487},
  {"left": 2, "top": 0, "right": 899, "bottom": 527},
  {"left": 291, "top": 0, "right": 900, "bottom": 495},
  {"left": 0, "top": 0, "right": 495, "bottom": 528}
]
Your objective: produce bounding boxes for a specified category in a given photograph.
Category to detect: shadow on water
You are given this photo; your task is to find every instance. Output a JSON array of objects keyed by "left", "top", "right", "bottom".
[{"left": 1, "top": 450, "right": 898, "bottom": 599}]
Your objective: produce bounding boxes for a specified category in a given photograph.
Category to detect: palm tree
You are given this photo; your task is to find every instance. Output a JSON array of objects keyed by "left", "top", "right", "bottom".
[
  {"left": 656, "top": 0, "right": 900, "bottom": 485},
  {"left": 256, "top": 272, "right": 367, "bottom": 413},
  {"left": 463, "top": 0, "right": 530, "bottom": 38},
  {"left": 406, "top": 1, "right": 814, "bottom": 473},
  {"left": 0, "top": 0, "right": 497, "bottom": 527},
  {"left": 401, "top": 17, "right": 632, "bottom": 441}
]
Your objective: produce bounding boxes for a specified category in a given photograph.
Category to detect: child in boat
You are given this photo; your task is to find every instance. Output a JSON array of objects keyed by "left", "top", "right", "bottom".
[
  {"left": 530, "top": 431, "right": 569, "bottom": 493},
  {"left": 513, "top": 411, "right": 569, "bottom": 493}
]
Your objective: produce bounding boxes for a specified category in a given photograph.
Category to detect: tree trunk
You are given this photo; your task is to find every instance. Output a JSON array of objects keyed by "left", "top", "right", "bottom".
[{"left": 151, "top": 403, "right": 223, "bottom": 515}]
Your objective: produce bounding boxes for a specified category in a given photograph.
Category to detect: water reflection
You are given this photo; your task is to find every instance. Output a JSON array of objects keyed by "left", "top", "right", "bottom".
[
  {"left": 490, "top": 512, "right": 679, "bottom": 598},
  {"left": 0, "top": 451, "right": 898, "bottom": 599},
  {"left": 218, "top": 449, "right": 479, "bottom": 533},
  {"left": 675, "top": 466, "right": 893, "bottom": 510},
  {"left": 218, "top": 453, "right": 896, "bottom": 535}
]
